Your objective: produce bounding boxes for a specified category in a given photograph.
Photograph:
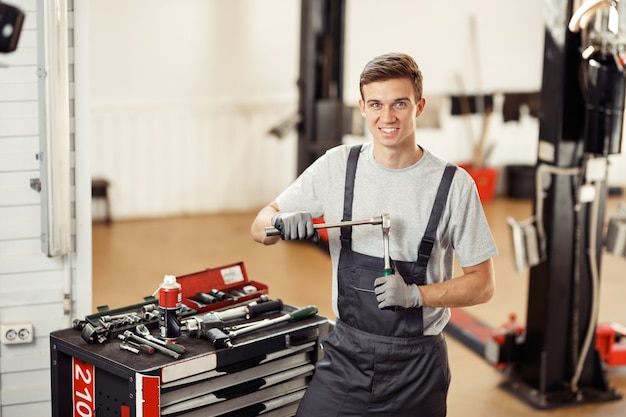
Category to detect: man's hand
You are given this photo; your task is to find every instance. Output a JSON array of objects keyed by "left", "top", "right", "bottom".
[
  {"left": 271, "top": 212, "right": 319, "bottom": 242},
  {"left": 374, "top": 273, "right": 423, "bottom": 309}
]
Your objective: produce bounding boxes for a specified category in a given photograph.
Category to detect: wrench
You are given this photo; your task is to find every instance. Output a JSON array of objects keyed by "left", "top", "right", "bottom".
[
  {"left": 119, "top": 342, "right": 140, "bottom": 354},
  {"left": 266, "top": 213, "right": 393, "bottom": 276},
  {"left": 265, "top": 215, "right": 386, "bottom": 237},
  {"left": 136, "top": 324, "right": 186, "bottom": 355},
  {"left": 121, "top": 331, "right": 180, "bottom": 359},
  {"left": 381, "top": 214, "right": 392, "bottom": 276}
]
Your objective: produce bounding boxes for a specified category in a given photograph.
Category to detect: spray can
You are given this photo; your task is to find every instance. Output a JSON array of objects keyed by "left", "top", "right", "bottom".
[{"left": 158, "top": 275, "right": 182, "bottom": 341}]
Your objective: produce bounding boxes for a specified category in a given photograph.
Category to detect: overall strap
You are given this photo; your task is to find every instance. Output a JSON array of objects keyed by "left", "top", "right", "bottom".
[
  {"left": 340, "top": 145, "right": 362, "bottom": 249},
  {"left": 416, "top": 164, "right": 457, "bottom": 268}
]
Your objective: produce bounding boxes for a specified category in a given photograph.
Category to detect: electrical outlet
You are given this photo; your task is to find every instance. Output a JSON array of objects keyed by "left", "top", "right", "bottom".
[{"left": 0, "top": 322, "right": 34, "bottom": 344}]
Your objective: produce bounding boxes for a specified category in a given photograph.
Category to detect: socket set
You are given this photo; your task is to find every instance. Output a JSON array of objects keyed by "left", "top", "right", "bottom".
[
  {"left": 74, "top": 297, "right": 197, "bottom": 344},
  {"left": 73, "top": 262, "right": 267, "bottom": 344},
  {"left": 178, "top": 261, "right": 269, "bottom": 313}
]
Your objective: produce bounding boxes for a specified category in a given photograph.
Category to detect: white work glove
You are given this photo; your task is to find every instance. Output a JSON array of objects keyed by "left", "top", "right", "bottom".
[
  {"left": 271, "top": 212, "right": 319, "bottom": 242},
  {"left": 374, "top": 273, "right": 423, "bottom": 309}
]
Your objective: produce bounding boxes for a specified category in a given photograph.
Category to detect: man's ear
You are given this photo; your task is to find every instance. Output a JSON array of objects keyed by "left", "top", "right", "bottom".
[
  {"left": 415, "top": 97, "right": 426, "bottom": 118},
  {"left": 358, "top": 99, "right": 366, "bottom": 117}
]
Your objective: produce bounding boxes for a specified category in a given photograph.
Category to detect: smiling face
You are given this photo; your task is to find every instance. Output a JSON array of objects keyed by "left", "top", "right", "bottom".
[{"left": 358, "top": 77, "right": 425, "bottom": 152}]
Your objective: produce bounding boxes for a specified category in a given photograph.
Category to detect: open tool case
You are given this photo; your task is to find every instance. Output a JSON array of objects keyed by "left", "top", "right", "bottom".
[
  {"left": 51, "top": 262, "right": 329, "bottom": 417},
  {"left": 178, "top": 261, "right": 269, "bottom": 313}
]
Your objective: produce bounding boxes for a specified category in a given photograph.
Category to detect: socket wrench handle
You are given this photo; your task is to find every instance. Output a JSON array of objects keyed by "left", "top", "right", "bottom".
[
  {"left": 228, "top": 305, "right": 318, "bottom": 339},
  {"left": 135, "top": 324, "right": 186, "bottom": 355},
  {"left": 382, "top": 214, "right": 392, "bottom": 276},
  {"left": 288, "top": 305, "right": 318, "bottom": 321},
  {"left": 121, "top": 331, "right": 180, "bottom": 359},
  {"left": 248, "top": 299, "right": 284, "bottom": 317},
  {"left": 265, "top": 216, "right": 383, "bottom": 237}
]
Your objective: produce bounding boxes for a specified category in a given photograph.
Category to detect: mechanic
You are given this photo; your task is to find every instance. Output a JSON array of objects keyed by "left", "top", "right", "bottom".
[{"left": 251, "top": 52, "right": 497, "bottom": 416}]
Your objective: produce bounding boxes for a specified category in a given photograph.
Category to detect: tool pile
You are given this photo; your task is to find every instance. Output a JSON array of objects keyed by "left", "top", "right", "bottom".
[
  {"left": 71, "top": 301, "right": 196, "bottom": 344},
  {"left": 72, "top": 261, "right": 318, "bottom": 360},
  {"left": 54, "top": 261, "right": 329, "bottom": 417},
  {"left": 114, "top": 297, "right": 317, "bottom": 358},
  {"left": 73, "top": 294, "right": 317, "bottom": 358}
]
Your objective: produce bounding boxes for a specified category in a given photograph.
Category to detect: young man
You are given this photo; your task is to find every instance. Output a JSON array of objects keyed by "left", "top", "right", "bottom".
[{"left": 251, "top": 52, "right": 497, "bottom": 416}]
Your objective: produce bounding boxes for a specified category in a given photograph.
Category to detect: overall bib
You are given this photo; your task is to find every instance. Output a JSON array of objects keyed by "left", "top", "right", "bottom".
[{"left": 296, "top": 146, "right": 456, "bottom": 417}]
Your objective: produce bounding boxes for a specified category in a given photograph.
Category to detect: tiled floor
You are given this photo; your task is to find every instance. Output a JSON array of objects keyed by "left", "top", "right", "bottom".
[{"left": 92, "top": 195, "right": 626, "bottom": 416}]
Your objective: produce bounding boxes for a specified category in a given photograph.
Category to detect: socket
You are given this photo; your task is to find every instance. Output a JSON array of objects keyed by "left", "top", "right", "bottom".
[{"left": 0, "top": 322, "right": 34, "bottom": 344}]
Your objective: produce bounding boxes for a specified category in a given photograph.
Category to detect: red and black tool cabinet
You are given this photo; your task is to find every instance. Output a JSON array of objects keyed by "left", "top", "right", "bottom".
[{"left": 50, "top": 305, "right": 330, "bottom": 417}]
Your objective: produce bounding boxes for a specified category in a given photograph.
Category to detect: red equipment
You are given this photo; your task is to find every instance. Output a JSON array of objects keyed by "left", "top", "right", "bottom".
[{"left": 595, "top": 322, "right": 626, "bottom": 367}]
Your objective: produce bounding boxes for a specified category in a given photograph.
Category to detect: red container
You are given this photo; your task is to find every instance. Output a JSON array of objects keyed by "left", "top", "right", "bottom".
[
  {"left": 460, "top": 164, "right": 499, "bottom": 202},
  {"left": 177, "top": 262, "right": 268, "bottom": 313},
  {"left": 158, "top": 275, "right": 182, "bottom": 340}
]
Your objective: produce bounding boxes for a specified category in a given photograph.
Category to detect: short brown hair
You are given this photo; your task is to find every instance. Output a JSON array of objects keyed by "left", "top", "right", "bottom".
[{"left": 359, "top": 52, "right": 423, "bottom": 101}]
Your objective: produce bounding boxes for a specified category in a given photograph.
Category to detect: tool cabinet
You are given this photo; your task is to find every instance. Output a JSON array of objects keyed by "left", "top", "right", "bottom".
[{"left": 50, "top": 305, "right": 330, "bottom": 417}]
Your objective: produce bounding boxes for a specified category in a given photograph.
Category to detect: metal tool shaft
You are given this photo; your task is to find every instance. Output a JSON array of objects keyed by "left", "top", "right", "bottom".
[
  {"left": 228, "top": 305, "right": 318, "bottom": 338},
  {"left": 120, "top": 342, "right": 140, "bottom": 354},
  {"left": 265, "top": 215, "right": 383, "bottom": 237},
  {"left": 382, "top": 214, "right": 392, "bottom": 275},
  {"left": 136, "top": 324, "right": 186, "bottom": 354},
  {"left": 122, "top": 331, "right": 180, "bottom": 359}
]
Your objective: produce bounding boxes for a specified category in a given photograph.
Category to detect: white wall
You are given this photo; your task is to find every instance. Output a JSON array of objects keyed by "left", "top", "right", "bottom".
[
  {"left": 344, "top": 0, "right": 545, "bottom": 168},
  {"left": 344, "top": 0, "right": 546, "bottom": 97},
  {"left": 89, "top": 0, "right": 301, "bottom": 218},
  {"left": 343, "top": 0, "right": 625, "bottom": 179},
  {"left": 0, "top": 0, "right": 91, "bottom": 415},
  {"left": 88, "top": 0, "right": 623, "bottom": 220}
]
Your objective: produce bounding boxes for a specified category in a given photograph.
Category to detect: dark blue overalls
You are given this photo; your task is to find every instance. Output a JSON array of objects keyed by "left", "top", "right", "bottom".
[{"left": 296, "top": 146, "right": 456, "bottom": 417}]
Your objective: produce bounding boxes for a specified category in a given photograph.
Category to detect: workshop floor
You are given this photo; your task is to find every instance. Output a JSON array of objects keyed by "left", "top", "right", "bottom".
[{"left": 92, "top": 195, "right": 626, "bottom": 417}]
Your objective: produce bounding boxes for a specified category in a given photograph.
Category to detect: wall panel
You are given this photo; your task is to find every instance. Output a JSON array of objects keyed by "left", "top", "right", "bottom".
[
  {"left": 90, "top": 101, "right": 299, "bottom": 219},
  {"left": 0, "top": 3, "right": 77, "bottom": 414}
]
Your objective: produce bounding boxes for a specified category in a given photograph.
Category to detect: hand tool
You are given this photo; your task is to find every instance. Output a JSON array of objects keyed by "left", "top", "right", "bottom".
[
  {"left": 264, "top": 215, "right": 387, "bottom": 237},
  {"left": 227, "top": 305, "right": 318, "bottom": 339},
  {"left": 379, "top": 214, "right": 397, "bottom": 311},
  {"left": 135, "top": 324, "right": 186, "bottom": 355},
  {"left": 213, "top": 297, "right": 282, "bottom": 321},
  {"left": 72, "top": 319, "right": 108, "bottom": 344},
  {"left": 100, "top": 312, "right": 143, "bottom": 324},
  {"left": 141, "top": 304, "right": 160, "bottom": 321},
  {"left": 186, "top": 305, "right": 318, "bottom": 349},
  {"left": 124, "top": 339, "right": 155, "bottom": 354},
  {"left": 266, "top": 214, "right": 393, "bottom": 276},
  {"left": 119, "top": 341, "right": 140, "bottom": 354},
  {"left": 209, "top": 289, "right": 234, "bottom": 301},
  {"left": 193, "top": 292, "right": 218, "bottom": 304},
  {"left": 381, "top": 214, "right": 392, "bottom": 276},
  {"left": 121, "top": 330, "right": 181, "bottom": 359},
  {"left": 181, "top": 298, "right": 283, "bottom": 338},
  {"left": 202, "top": 328, "right": 234, "bottom": 349}
]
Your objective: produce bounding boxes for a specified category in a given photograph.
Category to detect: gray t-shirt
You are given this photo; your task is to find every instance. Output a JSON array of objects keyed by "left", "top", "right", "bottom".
[{"left": 275, "top": 142, "right": 498, "bottom": 334}]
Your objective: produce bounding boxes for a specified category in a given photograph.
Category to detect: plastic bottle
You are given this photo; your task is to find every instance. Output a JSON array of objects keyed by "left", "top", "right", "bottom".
[{"left": 158, "top": 275, "right": 182, "bottom": 341}]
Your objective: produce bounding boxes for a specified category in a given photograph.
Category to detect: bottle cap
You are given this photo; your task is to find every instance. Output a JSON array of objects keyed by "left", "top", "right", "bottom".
[{"left": 163, "top": 275, "right": 177, "bottom": 285}]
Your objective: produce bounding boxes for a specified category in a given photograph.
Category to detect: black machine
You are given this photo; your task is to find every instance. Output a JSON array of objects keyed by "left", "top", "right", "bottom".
[
  {"left": 267, "top": 0, "right": 346, "bottom": 176},
  {"left": 296, "top": 0, "right": 346, "bottom": 176},
  {"left": 293, "top": 0, "right": 626, "bottom": 410},
  {"left": 0, "top": 1, "right": 24, "bottom": 54},
  {"left": 498, "top": 0, "right": 626, "bottom": 409}
]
